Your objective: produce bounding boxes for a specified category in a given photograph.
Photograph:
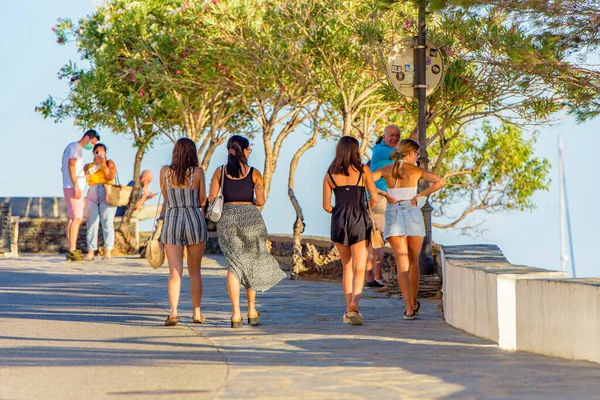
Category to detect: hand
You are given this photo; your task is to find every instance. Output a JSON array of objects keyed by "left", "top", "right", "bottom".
[
  {"left": 410, "top": 196, "right": 419, "bottom": 207},
  {"left": 148, "top": 192, "right": 156, "bottom": 199},
  {"left": 74, "top": 186, "right": 82, "bottom": 200},
  {"left": 386, "top": 194, "right": 400, "bottom": 204}
]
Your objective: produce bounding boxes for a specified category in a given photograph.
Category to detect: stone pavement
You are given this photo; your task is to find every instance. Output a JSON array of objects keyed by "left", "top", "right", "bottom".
[{"left": 1, "top": 255, "right": 599, "bottom": 400}]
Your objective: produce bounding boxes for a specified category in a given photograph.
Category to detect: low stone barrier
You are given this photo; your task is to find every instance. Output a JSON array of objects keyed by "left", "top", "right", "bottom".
[{"left": 441, "top": 244, "right": 599, "bottom": 364}]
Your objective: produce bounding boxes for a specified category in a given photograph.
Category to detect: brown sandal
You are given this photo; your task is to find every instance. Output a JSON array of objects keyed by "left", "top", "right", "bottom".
[
  {"left": 164, "top": 316, "right": 178, "bottom": 326},
  {"left": 192, "top": 314, "right": 206, "bottom": 324}
]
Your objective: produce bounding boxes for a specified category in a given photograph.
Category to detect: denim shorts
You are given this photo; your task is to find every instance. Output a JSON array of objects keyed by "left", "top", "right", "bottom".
[{"left": 383, "top": 201, "right": 426, "bottom": 239}]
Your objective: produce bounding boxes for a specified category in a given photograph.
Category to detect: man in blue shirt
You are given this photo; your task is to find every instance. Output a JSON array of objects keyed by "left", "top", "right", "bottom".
[{"left": 366, "top": 125, "right": 418, "bottom": 287}]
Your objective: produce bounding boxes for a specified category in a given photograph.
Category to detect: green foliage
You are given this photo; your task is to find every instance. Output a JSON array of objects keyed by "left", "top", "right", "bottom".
[{"left": 431, "top": 121, "right": 551, "bottom": 230}]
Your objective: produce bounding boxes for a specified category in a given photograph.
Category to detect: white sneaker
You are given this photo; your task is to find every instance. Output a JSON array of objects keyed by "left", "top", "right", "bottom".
[{"left": 343, "top": 312, "right": 351, "bottom": 324}]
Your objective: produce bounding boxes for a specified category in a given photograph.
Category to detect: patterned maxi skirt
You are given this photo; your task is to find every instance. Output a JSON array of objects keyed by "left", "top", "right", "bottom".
[{"left": 217, "top": 204, "right": 286, "bottom": 292}]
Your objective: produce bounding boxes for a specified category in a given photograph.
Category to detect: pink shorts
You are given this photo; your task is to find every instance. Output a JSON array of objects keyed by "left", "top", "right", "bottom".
[{"left": 63, "top": 188, "right": 85, "bottom": 220}]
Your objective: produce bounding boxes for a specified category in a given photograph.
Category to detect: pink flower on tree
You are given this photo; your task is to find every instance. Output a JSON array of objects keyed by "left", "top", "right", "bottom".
[{"left": 139, "top": 89, "right": 146, "bottom": 96}]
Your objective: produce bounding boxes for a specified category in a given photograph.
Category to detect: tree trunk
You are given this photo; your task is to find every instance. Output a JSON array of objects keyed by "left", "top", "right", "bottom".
[
  {"left": 288, "top": 126, "right": 318, "bottom": 278},
  {"left": 120, "top": 146, "right": 145, "bottom": 227},
  {"left": 116, "top": 145, "right": 145, "bottom": 254},
  {"left": 201, "top": 136, "right": 227, "bottom": 171}
]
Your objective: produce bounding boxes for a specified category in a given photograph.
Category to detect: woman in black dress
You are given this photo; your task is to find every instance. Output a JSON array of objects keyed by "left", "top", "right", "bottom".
[{"left": 323, "top": 137, "right": 379, "bottom": 325}]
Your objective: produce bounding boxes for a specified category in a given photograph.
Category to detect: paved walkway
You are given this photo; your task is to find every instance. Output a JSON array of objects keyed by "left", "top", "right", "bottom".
[{"left": 1, "top": 255, "right": 599, "bottom": 400}]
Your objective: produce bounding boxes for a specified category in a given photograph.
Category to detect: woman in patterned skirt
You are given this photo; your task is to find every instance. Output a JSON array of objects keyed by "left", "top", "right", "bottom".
[
  {"left": 160, "top": 138, "right": 209, "bottom": 326},
  {"left": 208, "top": 135, "right": 285, "bottom": 328},
  {"left": 323, "top": 137, "right": 379, "bottom": 325}
]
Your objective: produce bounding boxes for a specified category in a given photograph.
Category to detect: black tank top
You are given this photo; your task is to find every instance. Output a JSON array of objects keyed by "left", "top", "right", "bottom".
[{"left": 223, "top": 167, "right": 255, "bottom": 203}]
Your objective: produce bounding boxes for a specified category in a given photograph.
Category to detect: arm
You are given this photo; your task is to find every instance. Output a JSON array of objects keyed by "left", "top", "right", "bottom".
[
  {"left": 159, "top": 166, "right": 168, "bottom": 200},
  {"left": 104, "top": 160, "right": 116, "bottom": 182},
  {"left": 136, "top": 184, "right": 150, "bottom": 210},
  {"left": 253, "top": 169, "right": 266, "bottom": 207},
  {"left": 197, "top": 167, "right": 207, "bottom": 208},
  {"left": 68, "top": 158, "right": 81, "bottom": 199},
  {"left": 372, "top": 165, "right": 398, "bottom": 204},
  {"left": 208, "top": 167, "right": 222, "bottom": 203},
  {"left": 322, "top": 174, "right": 333, "bottom": 213},
  {"left": 363, "top": 166, "right": 379, "bottom": 209},
  {"left": 414, "top": 169, "right": 445, "bottom": 200}
]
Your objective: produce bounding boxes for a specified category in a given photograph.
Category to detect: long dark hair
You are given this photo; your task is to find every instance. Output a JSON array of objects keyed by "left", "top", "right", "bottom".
[
  {"left": 169, "top": 138, "right": 199, "bottom": 185},
  {"left": 226, "top": 135, "right": 249, "bottom": 178},
  {"left": 328, "top": 136, "right": 363, "bottom": 176}
]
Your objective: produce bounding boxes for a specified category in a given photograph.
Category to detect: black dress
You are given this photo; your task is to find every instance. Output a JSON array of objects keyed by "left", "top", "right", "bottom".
[{"left": 329, "top": 170, "right": 371, "bottom": 246}]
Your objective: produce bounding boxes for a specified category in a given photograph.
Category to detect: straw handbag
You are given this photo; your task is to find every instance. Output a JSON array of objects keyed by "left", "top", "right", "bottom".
[
  {"left": 146, "top": 193, "right": 165, "bottom": 269},
  {"left": 105, "top": 172, "right": 133, "bottom": 207}
]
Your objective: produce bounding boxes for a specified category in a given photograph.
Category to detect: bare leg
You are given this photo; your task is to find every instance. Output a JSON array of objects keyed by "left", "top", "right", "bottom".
[
  {"left": 365, "top": 245, "right": 375, "bottom": 282},
  {"left": 388, "top": 236, "right": 414, "bottom": 316},
  {"left": 69, "top": 218, "right": 83, "bottom": 252},
  {"left": 246, "top": 289, "right": 257, "bottom": 317},
  {"left": 407, "top": 236, "right": 424, "bottom": 308},
  {"left": 372, "top": 247, "right": 385, "bottom": 282},
  {"left": 349, "top": 240, "right": 369, "bottom": 310},
  {"left": 186, "top": 243, "right": 206, "bottom": 321},
  {"left": 334, "top": 243, "right": 353, "bottom": 313},
  {"left": 165, "top": 244, "right": 184, "bottom": 319},
  {"left": 66, "top": 219, "right": 72, "bottom": 248},
  {"left": 227, "top": 271, "right": 241, "bottom": 321}
]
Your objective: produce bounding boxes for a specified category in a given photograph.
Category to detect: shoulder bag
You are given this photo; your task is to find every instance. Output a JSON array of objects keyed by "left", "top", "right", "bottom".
[
  {"left": 207, "top": 166, "right": 226, "bottom": 223},
  {"left": 146, "top": 192, "right": 165, "bottom": 269},
  {"left": 105, "top": 170, "right": 133, "bottom": 207}
]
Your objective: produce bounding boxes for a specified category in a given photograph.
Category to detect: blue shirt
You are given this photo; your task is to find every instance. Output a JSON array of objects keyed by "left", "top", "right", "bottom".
[{"left": 371, "top": 142, "right": 395, "bottom": 191}]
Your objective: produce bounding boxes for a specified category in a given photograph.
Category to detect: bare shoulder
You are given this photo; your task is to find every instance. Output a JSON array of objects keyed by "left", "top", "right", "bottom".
[
  {"left": 362, "top": 165, "right": 372, "bottom": 174},
  {"left": 252, "top": 167, "right": 263, "bottom": 180}
]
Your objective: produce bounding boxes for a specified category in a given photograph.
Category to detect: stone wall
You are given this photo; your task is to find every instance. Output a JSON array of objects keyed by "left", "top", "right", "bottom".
[{"left": 17, "top": 218, "right": 137, "bottom": 254}]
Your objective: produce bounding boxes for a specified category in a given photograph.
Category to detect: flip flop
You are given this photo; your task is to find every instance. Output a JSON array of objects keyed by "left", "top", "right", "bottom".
[
  {"left": 248, "top": 311, "right": 261, "bottom": 326},
  {"left": 164, "top": 316, "right": 178, "bottom": 326},
  {"left": 414, "top": 300, "right": 421, "bottom": 316},
  {"left": 192, "top": 314, "right": 206, "bottom": 324}
]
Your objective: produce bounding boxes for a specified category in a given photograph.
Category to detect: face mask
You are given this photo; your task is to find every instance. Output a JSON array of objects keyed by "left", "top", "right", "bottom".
[{"left": 84, "top": 143, "right": 93, "bottom": 151}]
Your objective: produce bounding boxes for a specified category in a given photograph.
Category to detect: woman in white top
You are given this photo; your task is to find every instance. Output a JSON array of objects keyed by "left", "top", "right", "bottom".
[{"left": 372, "top": 139, "right": 444, "bottom": 319}]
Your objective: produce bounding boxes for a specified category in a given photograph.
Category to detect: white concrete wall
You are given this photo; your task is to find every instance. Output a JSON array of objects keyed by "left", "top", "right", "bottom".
[
  {"left": 516, "top": 278, "right": 600, "bottom": 364},
  {"left": 439, "top": 245, "right": 600, "bottom": 364}
]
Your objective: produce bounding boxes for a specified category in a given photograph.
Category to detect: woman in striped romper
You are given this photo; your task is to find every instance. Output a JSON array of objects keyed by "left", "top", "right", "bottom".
[{"left": 160, "top": 138, "right": 209, "bottom": 326}]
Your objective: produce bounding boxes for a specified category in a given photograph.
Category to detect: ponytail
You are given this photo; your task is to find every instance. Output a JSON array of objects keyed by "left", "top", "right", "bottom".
[{"left": 226, "top": 135, "right": 250, "bottom": 178}]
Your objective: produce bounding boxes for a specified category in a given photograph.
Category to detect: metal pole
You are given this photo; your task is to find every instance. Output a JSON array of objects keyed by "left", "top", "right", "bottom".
[
  {"left": 415, "top": 0, "right": 434, "bottom": 274},
  {"left": 558, "top": 135, "right": 567, "bottom": 274}
]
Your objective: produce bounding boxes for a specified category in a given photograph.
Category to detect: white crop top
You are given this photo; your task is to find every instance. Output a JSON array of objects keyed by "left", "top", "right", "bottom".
[{"left": 387, "top": 160, "right": 417, "bottom": 200}]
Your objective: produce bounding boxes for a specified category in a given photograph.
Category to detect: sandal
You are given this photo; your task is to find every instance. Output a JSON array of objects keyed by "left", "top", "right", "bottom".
[
  {"left": 414, "top": 300, "right": 421, "bottom": 316},
  {"left": 347, "top": 306, "right": 363, "bottom": 325},
  {"left": 231, "top": 317, "right": 243, "bottom": 328},
  {"left": 248, "top": 311, "right": 261, "bottom": 326},
  {"left": 403, "top": 311, "right": 416, "bottom": 320},
  {"left": 192, "top": 314, "right": 206, "bottom": 324},
  {"left": 164, "top": 316, "right": 178, "bottom": 326}
]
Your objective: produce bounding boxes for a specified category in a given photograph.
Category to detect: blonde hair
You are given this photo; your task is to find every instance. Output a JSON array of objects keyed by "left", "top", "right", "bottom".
[{"left": 392, "top": 139, "right": 420, "bottom": 179}]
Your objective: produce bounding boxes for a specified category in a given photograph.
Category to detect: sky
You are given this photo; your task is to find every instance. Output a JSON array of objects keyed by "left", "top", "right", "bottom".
[{"left": 1, "top": 1, "right": 598, "bottom": 278}]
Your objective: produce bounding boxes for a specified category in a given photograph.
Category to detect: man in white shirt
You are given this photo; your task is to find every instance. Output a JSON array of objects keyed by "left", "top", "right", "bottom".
[{"left": 62, "top": 130, "right": 100, "bottom": 261}]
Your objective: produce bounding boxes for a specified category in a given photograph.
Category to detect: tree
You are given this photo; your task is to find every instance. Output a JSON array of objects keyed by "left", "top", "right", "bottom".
[
  {"left": 213, "top": 0, "right": 319, "bottom": 201},
  {"left": 372, "top": 4, "right": 564, "bottom": 230},
  {"left": 440, "top": 0, "right": 600, "bottom": 122},
  {"left": 38, "top": 17, "right": 171, "bottom": 234},
  {"left": 431, "top": 122, "right": 551, "bottom": 232}
]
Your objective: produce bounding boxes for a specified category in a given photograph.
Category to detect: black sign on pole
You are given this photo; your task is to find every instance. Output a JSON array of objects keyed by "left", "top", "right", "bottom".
[{"left": 415, "top": 0, "right": 434, "bottom": 275}]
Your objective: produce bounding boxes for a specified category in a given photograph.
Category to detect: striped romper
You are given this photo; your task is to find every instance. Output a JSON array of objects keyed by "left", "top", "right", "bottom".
[{"left": 160, "top": 167, "right": 208, "bottom": 246}]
